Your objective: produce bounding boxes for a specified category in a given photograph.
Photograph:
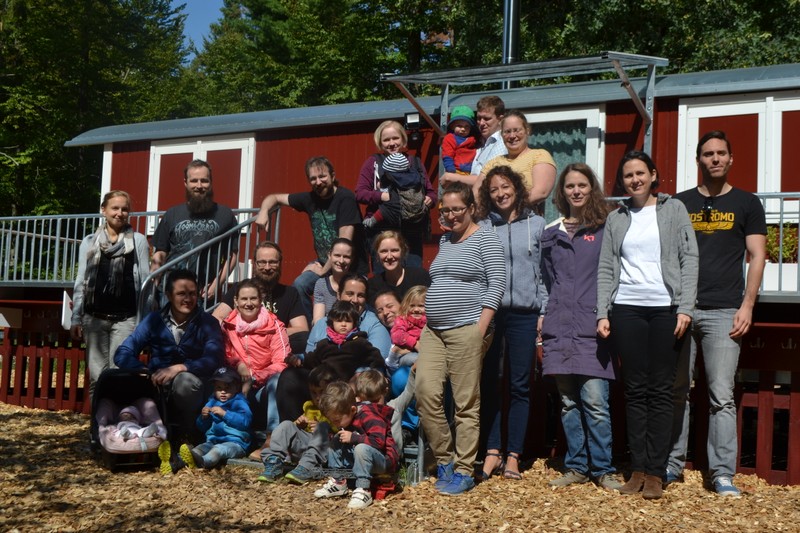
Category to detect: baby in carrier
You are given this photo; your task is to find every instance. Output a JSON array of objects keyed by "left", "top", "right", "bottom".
[
  {"left": 115, "top": 405, "right": 166, "bottom": 440},
  {"left": 363, "top": 153, "right": 427, "bottom": 228}
]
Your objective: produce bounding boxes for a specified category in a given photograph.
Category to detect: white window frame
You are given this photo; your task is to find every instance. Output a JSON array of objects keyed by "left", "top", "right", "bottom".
[
  {"left": 147, "top": 134, "right": 256, "bottom": 230},
  {"left": 524, "top": 106, "right": 605, "bottom": 174}
]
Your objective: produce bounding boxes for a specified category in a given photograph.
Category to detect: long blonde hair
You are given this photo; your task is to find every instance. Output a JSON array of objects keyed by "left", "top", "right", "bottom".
[{"left": 400, "top": 285, "right": 427, "bottom": 316}]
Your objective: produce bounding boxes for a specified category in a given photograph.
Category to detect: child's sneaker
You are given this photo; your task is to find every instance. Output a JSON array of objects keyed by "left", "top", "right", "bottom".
[
  {"left": 347, "top": 487, "right": 373, "bottom": 509},
  {"left": 285, "top": 465, "right": 313, "bottom": 485},
  {"left": 157, "top": 441, "right": 173, "bottom": 476},
  {"left": 179, "top": 444, "right": 199, "bottom": 469},
  {"left": 257, "top": 455, "right": 284, "bottom": 483},
  {"left": 314, "top": 477, "right": 349, "bottom": 498}
]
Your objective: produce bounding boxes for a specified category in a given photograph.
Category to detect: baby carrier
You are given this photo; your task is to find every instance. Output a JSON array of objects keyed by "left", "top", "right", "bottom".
[
  {"left": 91, "top": 368, "right": 168, "bottom": 471},
  {"left": 373, "top": 153, "right": 429, "bottom": 224}
]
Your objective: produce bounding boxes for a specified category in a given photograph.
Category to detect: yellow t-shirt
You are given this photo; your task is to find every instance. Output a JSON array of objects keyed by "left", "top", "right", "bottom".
[{"left": 481, "top": 149, "right": 556, "bottom": 190}]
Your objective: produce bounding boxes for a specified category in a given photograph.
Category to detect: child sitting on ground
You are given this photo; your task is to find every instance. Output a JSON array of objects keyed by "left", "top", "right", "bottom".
[
  {"left": 257, "top": 364, "right": 340, "bottom": 483},
  {"left": 303, "top": 300, "right": 385, "bottom": 379},
  {"left": 115, "top": 405, "right": 166, "bottom": 441},
  {"left": 442, "top": 105, "right": 477, "bottom": 174},
  {"left": 386, "top": 285, "right": 427, "bottom": 372},
  {"left": 181, "top": 366, "right": 253, "bottom": 470},
  {"left": 313, "top": 375, "right": 399, "bottom": 509}
]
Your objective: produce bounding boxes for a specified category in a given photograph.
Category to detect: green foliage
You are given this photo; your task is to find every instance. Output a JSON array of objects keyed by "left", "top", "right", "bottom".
[
  {"left": 767, "top": 224, "right": 799, "bottom": 263},
  {"left": 0, "top": 0, "right": 188, "bottom": 215}
]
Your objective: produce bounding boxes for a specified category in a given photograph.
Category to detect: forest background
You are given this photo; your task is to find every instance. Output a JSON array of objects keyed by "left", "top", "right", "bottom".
[{"left": 2, "top": 0, "right": 800, "bottom": 216}]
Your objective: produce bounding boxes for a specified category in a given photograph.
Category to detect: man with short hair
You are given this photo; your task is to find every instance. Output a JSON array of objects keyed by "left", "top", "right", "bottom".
[
  {"left": 254, "top": 156, "right": 366, "bottom": 322},
  {"left": 440, "top": 95, "right": 507, "bottom": 187},
  {"left": 151, "top": 159, "right": 238, "bottom": 301},
  {"left": 115, "top": 269, "right": 223, "bottom": 448},
  {"left": 668, "top": 130, "right": 767, "bottom": 497},
  {"left": 213, "top": 241, "right": 309, "bottom": 352}
]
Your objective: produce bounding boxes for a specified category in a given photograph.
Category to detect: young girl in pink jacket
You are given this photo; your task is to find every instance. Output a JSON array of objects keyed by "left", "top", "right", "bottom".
[{"left": 386, "top": 285, "right": 427, "bottom": 372}]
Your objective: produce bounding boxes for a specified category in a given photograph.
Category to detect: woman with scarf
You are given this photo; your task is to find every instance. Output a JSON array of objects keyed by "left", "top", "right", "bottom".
[
  {"left": 222, "top": 279, "right": 291, "bottom": 459},
  {"left": 70, "top": 190, "right": 150, "bottom": 400}
]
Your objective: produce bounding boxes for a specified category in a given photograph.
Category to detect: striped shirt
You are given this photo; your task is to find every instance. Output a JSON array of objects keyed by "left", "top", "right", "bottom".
[{"left": 426, "top": 225, "right": 506, "bottom": 330}]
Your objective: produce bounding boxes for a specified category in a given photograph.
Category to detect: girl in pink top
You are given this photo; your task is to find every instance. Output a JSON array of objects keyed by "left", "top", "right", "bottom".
[
  {"left": 222, "top": 280, "right": 291, "bottom": 457},
  {"left": 386, "top": 285, "right": 427, "bottom": 372}
]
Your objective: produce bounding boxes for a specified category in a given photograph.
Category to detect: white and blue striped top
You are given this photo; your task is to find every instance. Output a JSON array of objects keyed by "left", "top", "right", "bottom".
[{"left": 425, "top": 225, "right": 507, "bottom": 330}]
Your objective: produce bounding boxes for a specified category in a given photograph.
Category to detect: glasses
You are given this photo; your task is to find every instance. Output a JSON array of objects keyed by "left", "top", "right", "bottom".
[
  {"left": 255, "top": 260, "right": 280, "bottom": 267},
  {"left": 702, "top": 196, "right": 714, "bottom": 223},
  {"left": 440, "top": 206, "right": 469, "bottom": 217},
  {"left": 501, "top": 127, "right": 527, "bottom": 137}
]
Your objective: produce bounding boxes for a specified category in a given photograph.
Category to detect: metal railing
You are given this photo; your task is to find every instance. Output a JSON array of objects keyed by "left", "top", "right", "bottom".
[{"left": 0, "top": 208, "right": 278, "bottom": 293}]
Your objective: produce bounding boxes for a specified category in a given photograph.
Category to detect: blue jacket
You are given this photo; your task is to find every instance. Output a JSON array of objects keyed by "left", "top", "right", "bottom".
[
  {"left": 480, "top": 208, "right": 547, "bottom": 312},
  {"left": 114, "top": 307, "right": 223, "bottom": 377},
  {"left": 197, "top": 392, "right": 252, "bottom": 449},
  {"left": 540, "top": 220, "right": 615, "bottom": 380}
]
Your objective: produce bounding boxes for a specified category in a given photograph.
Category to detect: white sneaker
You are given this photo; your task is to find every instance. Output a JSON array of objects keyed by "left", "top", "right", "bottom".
[
  {"left": 314, "top": 477, "right": 349, "bottom": 498},
  {"left": 347, "top": 487, "right": 373, "bottom": 509}
]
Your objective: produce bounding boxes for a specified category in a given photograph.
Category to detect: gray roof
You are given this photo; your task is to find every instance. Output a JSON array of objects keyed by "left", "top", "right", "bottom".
[{"left": 65, "top": 63, "right": 800, "bottom": 148}]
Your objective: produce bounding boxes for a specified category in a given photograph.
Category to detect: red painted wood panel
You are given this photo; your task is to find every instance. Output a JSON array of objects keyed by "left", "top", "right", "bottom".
[
  {"left": 157, "top": 152, "right": 194, "bottom": 211},
  {"left": 782, "top": 111, "right": 800, "bottom": 192},
  {"left": 111, "top": 142, "right": 150, "bottom": 212},
  {"left": 697, "top": 115, "right": 759, "bottom": 193},
  {"left": 206, "top": 149, "right": 242, "bottom": 210}
]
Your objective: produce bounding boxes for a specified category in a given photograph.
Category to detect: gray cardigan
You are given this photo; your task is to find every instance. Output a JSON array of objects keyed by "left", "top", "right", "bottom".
[{"left": 596, "top": 193, "right": 698, "bottom": 320}]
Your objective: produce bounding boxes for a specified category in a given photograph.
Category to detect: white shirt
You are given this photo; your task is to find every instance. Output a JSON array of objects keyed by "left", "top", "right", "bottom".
[
  {"left": 471, "top": 130, "right": 507, "bottom": 176},
  {"left": 615, "top": 205, "right": 671, "bottom": 306}
]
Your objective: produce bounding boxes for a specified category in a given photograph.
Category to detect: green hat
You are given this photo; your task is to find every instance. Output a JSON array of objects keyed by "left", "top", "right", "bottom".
[{"left": 448, "top": 105, "right": 475, "bottom": 129}]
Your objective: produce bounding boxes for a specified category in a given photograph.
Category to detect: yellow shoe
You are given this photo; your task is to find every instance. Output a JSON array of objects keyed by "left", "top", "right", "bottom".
[
  {"left": 179, "top": 444, "right": 197, "bottom": 469},
  {"left": 157, "top": 441, "right": 173, "bottom": 476}
]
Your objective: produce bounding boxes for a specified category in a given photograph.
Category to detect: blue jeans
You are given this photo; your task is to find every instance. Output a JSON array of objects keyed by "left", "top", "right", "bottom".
[
  {"left": 554, "top": 375, "right": 615, "bottom": 477},
  {"left": 253, "top": 373, "right": 282, "bottom": 433},
  {"left": 482, "top": 309, "right": 538, "bottom": 455},
  {"left": 193, "top": 441, "right": 246, "bottom": 468},
  {"left": 668, "top": 307, "right": 741, "bottom": 480},
  {"left": 292, "top": 266, "right": 322, "bottom": 323},
  {"left": 390, "top": 366, "right": 419, "bottom": 432},
  {"left": 328, "top": 441, "right": 387, "bottom": 489}
]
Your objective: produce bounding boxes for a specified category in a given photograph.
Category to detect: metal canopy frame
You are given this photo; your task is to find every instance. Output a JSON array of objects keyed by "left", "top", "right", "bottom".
[{"left": 381, "top": 51, "right": 669, "bottom": 154}]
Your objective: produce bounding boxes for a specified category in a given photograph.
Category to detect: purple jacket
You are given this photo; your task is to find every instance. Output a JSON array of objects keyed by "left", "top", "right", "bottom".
[{"left": 539, "top": 220, "right": 616, "bottom": 380}]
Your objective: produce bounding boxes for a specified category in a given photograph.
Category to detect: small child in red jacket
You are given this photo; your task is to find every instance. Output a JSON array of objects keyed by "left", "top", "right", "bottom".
[
  {"left": 312, "top": 376, "right": 398, "bottom": 509},
  {"left": 442, "top": 105, "right": 477, "bottom": 174},
  {"left": 386, "top": 285, "right": 427, "bottom": 372}
]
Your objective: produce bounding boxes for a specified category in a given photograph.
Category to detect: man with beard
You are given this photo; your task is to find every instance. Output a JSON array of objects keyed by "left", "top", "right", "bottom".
[
  {"left": 213, "top": 241, "right": 309, "bottom": 353},
  {"left": 152, "top": 160, "right": 238, "bottom": 302},
  {"left": 254, "top": 156, "right": 366, "bottom": 322}
]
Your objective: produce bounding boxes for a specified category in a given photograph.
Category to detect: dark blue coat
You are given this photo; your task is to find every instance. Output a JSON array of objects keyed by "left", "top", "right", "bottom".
[{"left": 540, "top": 220, "right": 616, "bottom": 380}]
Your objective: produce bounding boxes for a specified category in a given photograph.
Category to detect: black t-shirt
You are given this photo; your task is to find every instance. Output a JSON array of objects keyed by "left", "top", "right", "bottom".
[
  {"left": 674, "top": 187, "right": 766, "bottom": 308},
  {"left": 152, "top": 203, "right": 238, "bottom": 284},
  {"left": 90, "top": 253, "right": 137, "bottom": 316},
  {"left": 367, "top": 266, "right": 432, "bottom": 305},
  {"left": 222, "top": 282, "right": 304, "bottom": 327},
  {"left": 287, "top": 187, "right": 367, "bottom": 272}
]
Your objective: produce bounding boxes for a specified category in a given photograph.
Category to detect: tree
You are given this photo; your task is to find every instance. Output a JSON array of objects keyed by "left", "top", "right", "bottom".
[{"left": 0, "top": 0, "right": 188, "bottom": 215}]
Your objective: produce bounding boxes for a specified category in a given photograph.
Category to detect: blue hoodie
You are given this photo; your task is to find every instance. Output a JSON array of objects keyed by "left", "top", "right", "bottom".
[
  {"left": 196, "top": 392, "right": 252, "bottom": 450},
  {"left": 480, "top": 208, "right": 547, "bottom": 312}
]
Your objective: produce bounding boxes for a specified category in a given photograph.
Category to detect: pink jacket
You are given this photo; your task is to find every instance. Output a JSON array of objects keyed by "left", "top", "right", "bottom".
[
  {"left": 390, "top": 314, "right": 426, "bottom": 350},
  {"left": 223, "top": 307, "right": 290, "bottom": 387}
]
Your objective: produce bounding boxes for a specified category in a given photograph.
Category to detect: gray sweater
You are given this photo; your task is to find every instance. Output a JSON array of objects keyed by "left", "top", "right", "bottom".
[{"left": 597, "top": 193, "right": 698, "bottom": 320}]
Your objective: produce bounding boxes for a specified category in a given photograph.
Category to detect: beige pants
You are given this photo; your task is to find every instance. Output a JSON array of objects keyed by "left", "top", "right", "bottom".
[{"left": 416, "top": 323, "right": 492, "bottom": 476}]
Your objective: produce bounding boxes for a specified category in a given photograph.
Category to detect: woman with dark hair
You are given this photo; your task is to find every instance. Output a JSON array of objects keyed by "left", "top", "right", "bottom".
[
  {"left": 540, "top": 163, "right": 620, "bottom": 490},
  {"left": 367, "top": 230, "right": 431, "bottom": 304},
  {"left": 356, "top": 120, "right": 437, "bottom": 268},
  {"left": 416, "top": 182, "right": 506, "bottom": 495},
  {"left": 596, "top": 151, "right": 698, "bottom": 499},
  {"left": 476, "top": 165, "right": 546, "bottom": 481},
  {"left": 479, "top": 110, "right": 557, "bottom": 209},
  {"left": 311, "top": 237, "right": 354, "bottom": 325},
  {"left": 71, "top": 190, "right": 150, "bottom": 401}
]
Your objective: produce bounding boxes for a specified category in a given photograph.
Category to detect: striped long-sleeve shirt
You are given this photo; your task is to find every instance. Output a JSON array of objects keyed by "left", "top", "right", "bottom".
[{"left": 425, "top": 225, "right": 506, "bottom": 330}]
